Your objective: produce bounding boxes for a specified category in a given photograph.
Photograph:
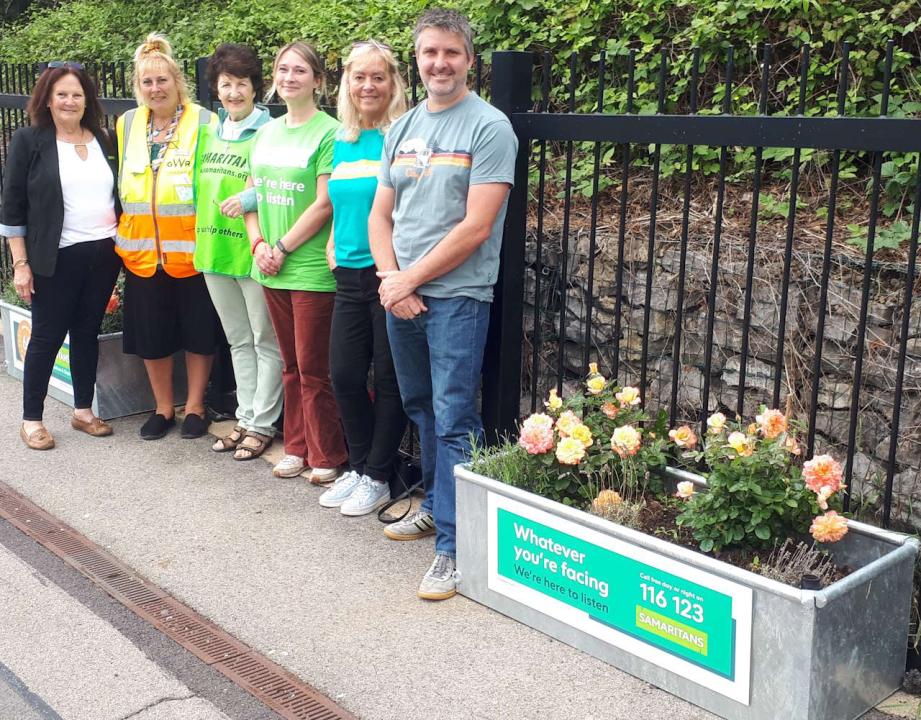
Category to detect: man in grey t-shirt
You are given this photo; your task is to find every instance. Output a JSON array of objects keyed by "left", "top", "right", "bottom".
[{"left": 369, "top": 7, "right": 518, "bottom": 601}]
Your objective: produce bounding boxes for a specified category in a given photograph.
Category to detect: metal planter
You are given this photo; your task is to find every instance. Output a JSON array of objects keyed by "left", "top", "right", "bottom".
[
  {"left": 456, "top": 464, "right": 917, "bottom": 720},
  {"left": 1, "top": 300, "right": 187, "bottom": 419}
]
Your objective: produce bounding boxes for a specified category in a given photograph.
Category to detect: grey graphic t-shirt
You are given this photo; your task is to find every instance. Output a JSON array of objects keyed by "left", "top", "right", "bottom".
[{"left": 379, "top": 92, "right": 518, "bottom": 301}]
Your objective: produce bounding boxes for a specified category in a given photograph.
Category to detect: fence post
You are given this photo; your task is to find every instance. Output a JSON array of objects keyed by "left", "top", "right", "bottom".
[
  {"left": 481, "top": 50, "right": 533, "bottom": 443},
  {"left": 195, "top": 56, "right": 213, "bottom": 109}
]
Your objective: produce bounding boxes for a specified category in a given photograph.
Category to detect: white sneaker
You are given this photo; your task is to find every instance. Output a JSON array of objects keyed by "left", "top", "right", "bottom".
[
  {"left": 272, "top": 454, "right": 306, "bottom": 478},
  {"left": 309, "top": 467, "right": 339, "bottom": 484},
  {"left": 340, "top": 476, "right": 390, "bottom": 516},
  {"left": 318, "top": 470, "right": 362, "bottom": 508}
]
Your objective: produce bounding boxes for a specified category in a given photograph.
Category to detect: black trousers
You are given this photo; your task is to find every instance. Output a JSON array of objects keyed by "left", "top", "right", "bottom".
[
  {"left": 329, "top": 266, "right": 407, "bottom": 483},
  {"left": 22, "top": 238, "right": 121, "bottom": 420}
]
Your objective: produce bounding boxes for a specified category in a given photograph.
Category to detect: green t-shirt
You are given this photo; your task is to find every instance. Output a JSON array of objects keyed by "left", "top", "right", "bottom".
[
  {"left": 248, "top": 112, "right": 339, "bottom": 291},
  {"left": 193, "top": 124, "right": 256, "bottom": 277}
]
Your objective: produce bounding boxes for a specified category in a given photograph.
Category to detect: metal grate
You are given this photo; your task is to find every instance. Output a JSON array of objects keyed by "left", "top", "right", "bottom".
[{"left": 0, "top": 480, "right": 356, "bottom": 720}]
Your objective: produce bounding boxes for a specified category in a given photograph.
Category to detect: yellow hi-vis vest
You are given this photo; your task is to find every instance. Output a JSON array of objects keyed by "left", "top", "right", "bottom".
[{"left": 115, "top": 103, "right": 216, "bottom": 278}]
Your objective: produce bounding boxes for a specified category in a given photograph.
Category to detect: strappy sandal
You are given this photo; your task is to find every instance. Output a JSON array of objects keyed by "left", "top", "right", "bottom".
[
  {"left": 212, "top": 425, "right": 245, "bottom": 453},
  {"left": 233, "top": 431, "right": 273, "bottom": 461}
]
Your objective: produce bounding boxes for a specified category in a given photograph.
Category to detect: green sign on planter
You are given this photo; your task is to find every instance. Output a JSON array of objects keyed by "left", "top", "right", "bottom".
[{"left": 488, "top": 492, "right": 752, "bottom": 705}]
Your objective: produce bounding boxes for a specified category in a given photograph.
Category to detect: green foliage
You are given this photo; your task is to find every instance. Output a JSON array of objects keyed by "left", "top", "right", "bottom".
[
  {"left": 0, "top": 0, "right": 428, "bottom": 64},
  {"left": 1, "top": 0, "right": 919, "bottom": 246},
  {"left": 675, "top": 410, "right": 824, "bottom": 553},
  {"left": 1, "top": 280, "right": 27, "bottom": 309}
]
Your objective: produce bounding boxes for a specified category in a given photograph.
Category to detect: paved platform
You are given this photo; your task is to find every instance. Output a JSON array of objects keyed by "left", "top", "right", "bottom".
[{"left": 0, "top": 353, "right": 911, "bottom": 719}]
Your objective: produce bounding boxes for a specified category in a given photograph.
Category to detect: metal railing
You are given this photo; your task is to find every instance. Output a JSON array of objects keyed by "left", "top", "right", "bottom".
[{"left": 487, "top": 43, "right": 921, "bottom": 530}]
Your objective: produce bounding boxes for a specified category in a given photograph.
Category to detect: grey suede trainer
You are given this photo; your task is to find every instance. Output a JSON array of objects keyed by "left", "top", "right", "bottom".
[
  {"left": 383, "top": 509, "right": 436, "bottom": 541},
  {"left": 418, "top": 553, "right": 457, "bottom": 600}
]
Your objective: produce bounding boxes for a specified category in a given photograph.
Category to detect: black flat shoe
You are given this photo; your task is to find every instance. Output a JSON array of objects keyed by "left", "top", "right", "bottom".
[
  {"left": 140, "top": 413, "right": 175, "bottom": 440},
  {"left": 180, "top": 412, "right": 209, "bottom": 439}
]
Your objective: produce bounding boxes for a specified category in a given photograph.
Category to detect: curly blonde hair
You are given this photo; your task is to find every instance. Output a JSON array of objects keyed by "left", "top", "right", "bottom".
[
  {"left": 337, "top": 40, "right": 407, "bottom": 142},
  {"left": 131, "top": 33, "right": 190, "bottom": 107}
]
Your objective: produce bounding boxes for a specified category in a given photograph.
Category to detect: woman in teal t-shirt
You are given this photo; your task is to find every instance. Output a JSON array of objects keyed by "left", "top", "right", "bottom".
[
  {"left": 194, "top": 43, "right": 282, "bottom": 461},
  {"left": 318, "top": 41, "right": 408, "bottom": 516},
  {"left": 243, "top": 41, "right": 347, "bottom": 482}
]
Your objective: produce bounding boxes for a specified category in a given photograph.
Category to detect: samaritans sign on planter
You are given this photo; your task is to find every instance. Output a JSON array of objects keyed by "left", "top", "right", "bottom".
[
  {"left": 487, "top": 492, "right": 753, "bottom": 704},
  {"left": 8, "top": 303, "right": 74, "bottom": 394}
]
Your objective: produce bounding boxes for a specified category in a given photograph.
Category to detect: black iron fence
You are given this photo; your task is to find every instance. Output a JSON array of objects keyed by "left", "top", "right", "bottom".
[
  {"left": 1, "top": 44, "right": 920, "bottom": 532},
  {"left": 488, "top": 43, "right": 921, "bottom": 532}
]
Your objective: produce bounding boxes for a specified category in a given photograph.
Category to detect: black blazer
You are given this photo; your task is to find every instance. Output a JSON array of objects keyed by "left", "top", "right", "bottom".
[{"left": 0, "top": 124, "right": 121, "bottom": 277}]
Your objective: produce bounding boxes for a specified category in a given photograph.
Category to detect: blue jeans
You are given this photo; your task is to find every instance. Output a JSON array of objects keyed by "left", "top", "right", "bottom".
[{"left": 386, "top": 296, "right": 491, "bottom": 558}]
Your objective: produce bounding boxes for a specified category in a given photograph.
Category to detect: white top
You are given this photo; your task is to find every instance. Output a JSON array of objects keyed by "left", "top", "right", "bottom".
[{"left": 57, "top": 137, "right": 117, "bottom": 248}]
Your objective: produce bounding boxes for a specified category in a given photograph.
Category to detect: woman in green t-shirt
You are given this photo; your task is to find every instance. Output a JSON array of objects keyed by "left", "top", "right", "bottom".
[
  {"left": 243, "top": 41, "right": 347, "bottom": 481},
  {"left": 193, "top": 43, "right": 282, "bottom": 461}
]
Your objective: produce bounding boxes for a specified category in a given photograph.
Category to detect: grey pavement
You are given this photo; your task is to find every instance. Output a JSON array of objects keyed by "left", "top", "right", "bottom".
[
  {"left": 0, "top": 364, "right": 721, "bottom": 720},
  {"left": 0, "top": 541, "right": 231, "bottom": 720}
]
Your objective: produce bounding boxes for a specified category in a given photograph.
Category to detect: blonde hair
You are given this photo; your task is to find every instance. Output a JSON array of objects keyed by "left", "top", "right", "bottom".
[
  {"left": 132, "top": 33, "right": 190, "bottom": 107},
  {"left": 266, "top": 41, "right": 326, "bottom": 104},
  {"left": 337, "top": 40, "right": 407, "bottom": 142}
]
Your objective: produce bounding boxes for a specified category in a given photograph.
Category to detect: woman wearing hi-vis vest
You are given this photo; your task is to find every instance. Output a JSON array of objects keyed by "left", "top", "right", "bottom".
[{"left": 116, "top": 34, "right": 219, "bottom": 441}]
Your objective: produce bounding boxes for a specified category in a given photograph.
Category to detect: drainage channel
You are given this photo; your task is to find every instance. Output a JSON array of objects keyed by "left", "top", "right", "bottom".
[{"left": 0, "top": 480, "right": 356, "bottom": 720}]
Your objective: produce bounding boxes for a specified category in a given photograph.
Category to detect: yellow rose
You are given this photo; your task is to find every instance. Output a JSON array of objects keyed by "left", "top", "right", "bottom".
[
  {"left": 544, "top": 388, "right": 563, "bottom": 412},
  {"left": 675, "top": 481, "right": 696, "bottom": 499},
  {"left": 555, "top": 410, "right": 580, "bottom": 437},
  {"left": 707, "top": 412, "right": 727, "bottom": 434},
  {"left": 611, "top": 425, "right": 642, "bottom": 458},
  {"left": 727, "top": 431, "right": 753, "bottom": 457},
  {"left": 586, "top": 375, "right": 606, "bottom": 395},
  {"left": 616, "top": 386, "right": 641, "bottom": 407},
  {"left": 555, "top": 437, "right": 586, "bottom": 465},
  {"left": 570, "top": 423, "right": 594, "bottom": 448}
]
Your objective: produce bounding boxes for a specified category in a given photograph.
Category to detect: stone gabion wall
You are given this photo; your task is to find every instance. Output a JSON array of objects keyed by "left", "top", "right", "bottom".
[{"left": 521, "top": 227, "right": 921, "bottom": 528}]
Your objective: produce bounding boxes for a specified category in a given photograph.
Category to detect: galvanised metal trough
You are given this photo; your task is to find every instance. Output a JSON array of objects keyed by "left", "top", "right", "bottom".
[
  {"left": 456, "top": 464, "right": 917, "bottom": 720},
  {"left": 2, "top": 300, "right": 187, "bottom": 419}
]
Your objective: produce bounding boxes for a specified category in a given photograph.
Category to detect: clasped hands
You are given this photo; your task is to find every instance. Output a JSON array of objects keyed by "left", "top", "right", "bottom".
[
  {"left": 377, "top": 269, "right": 427, "bottom": 320},
  {"left": 219, "top": 196, "right": 244, "bottom": 219},
  {"left": 255, "top": 243, "right": 285, "bottom": 276}
]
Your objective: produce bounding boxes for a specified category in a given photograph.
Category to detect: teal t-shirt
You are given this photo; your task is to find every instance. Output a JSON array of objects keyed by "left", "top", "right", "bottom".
[
  {"left": 248, "top": 111, "right": 340, "bottom": 291},
  {"left": 328, "top": 129, "right": 384, "bottom": 269},
  {"left": 380, "top": 93, "right": 517, "bottom": 302}
]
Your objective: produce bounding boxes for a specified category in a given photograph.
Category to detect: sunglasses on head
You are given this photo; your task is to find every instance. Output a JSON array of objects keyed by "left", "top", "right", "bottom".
[
  {"left": 352, "top": 40, "right": 391, "bottom": 52},
  {"left": 48, "top": 61, "right": 85, "bottom": 70}
]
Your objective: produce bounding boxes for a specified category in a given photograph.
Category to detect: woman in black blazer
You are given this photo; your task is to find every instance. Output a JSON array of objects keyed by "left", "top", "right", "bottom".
[{"left": 0, "top": 62, "right": 122, "bottom": 450}]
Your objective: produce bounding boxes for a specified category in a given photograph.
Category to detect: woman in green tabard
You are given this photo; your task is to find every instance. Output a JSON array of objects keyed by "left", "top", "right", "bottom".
[
  {"left": 242, "top": 41, "right": 347, "bottom": 481},
  {"left": 194, "top": 43, "right": 283, "bottom": 460}
]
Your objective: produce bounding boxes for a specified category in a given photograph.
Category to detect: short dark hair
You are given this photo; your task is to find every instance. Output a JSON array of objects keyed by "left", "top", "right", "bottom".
[
  {"left": 413, "top": 8, "right": 474, "bottom": 58},
  {"left": 207, "top": 43, "right": 264, "bottom": 100},
  {"left": 27, "top": 66, "right": 103, "bottom": 135}
]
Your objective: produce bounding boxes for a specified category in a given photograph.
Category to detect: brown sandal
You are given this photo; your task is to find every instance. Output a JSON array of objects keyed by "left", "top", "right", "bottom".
[
  {"left": 212, "top": 425, "right": 245, "bottom": 453},
  {"left": 233, "top": 431, "right": 273, "bottom": 461}
]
